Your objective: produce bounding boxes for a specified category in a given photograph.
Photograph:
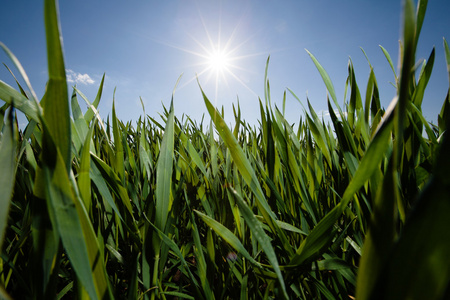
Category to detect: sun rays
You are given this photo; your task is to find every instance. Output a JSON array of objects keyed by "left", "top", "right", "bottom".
[{"left": 154, "top": 6, "right": 266, "bottom": 102}]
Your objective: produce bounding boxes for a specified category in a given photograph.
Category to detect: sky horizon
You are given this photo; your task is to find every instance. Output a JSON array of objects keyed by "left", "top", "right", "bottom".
[{"left": 1, "top": 0, "right": 450, "bottom": 129}]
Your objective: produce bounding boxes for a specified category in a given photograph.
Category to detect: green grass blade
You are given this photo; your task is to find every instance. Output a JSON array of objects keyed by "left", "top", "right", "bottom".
[
  {"left": 370, "top": 130, "right": 450, "bottom": 300},
  {"left": 364, "top": 68, "right": 376, "bottom": 124},
  {"left": 71, "top": 88, "right": 90, "bottom": 147},
  {"left": 112, "top": 99, "right": 125, "bottom": 181},
  {"left": 185, "top": 194, "right": 213, "bottom": 300},
  {"left": 77, "top": 119, "right": 97, "bottom": 210},
  {"left": 42, "top": 132, "right": 111, "bottom": 300},
  {"left": 139, "top": 132, "right": 153, "bottom": 181},
  {"left": 195, "top": 210, "right": 262, "bottom": 269},
  {"left": 89, "top": 162, "right": 124, "bottom": 220},
  {"left": 444, "top": 38, "right": 450, "bottom": 85},
  {"left": 289, "top": 100, "right": 394, "bottom": 267},
  {"left": 264, "top": 56, "right": 271, "bottom": 107},
  {"left": 392, "top": 0, "right": 416, "bottom": 222},
  {"left": 147, "top": 220, "right": 202, "bottom": 298},
  {"left": 200, "top": 84, "right": 280, "bottom": 230},
  {"left": 414, "top": 0, "right": 428, "bottom": 52},
  {"left": 230, "top": 188, "right": 288, "bottom": 300},
  {"left": 90, "top": 153, "right": 134, "bottom": 216},
  {"left": 305, "top": 101, "right": 331, "bottom": 166},
  {"left": 356, "top": 161, "right": 396, "bottom": 300},
  {"left": 160, "top": 291, "right": 195, "bottom": 300},
  {"left": 438, "top": 38, "right": 450, "bottom": 132},
  {"left": 379, "top": 46, "right": 398, "bottom": 85},
  {"left": 412, "top": 48, "right": 434, "bottom": 108},
  {"left": 305, "top": 49, "right": 337, "bottom": 105},
  {"left": 0, "top": 80, "right": 40, "bottom": 122},
  {"left": 3, "top": 63, "right": 29, "bottom": 99},
  {"left": 154, "top": 100, "right": 174, "bottom": 232},
  {"left": 175, "top": 125, "right": 208, "bottom": 178},
  {"left": 0, "top": 42, "right": 39, "bottom": 102},
  {"left": 0, "top": 108, "right": 17, "bottom": 251},
  {"left": 73, "top": 86, "right": 109, "bottom": 141},
  {"left": 347, "top": 59, "right": 363, "bottom": 128},
  {"left": 84, "top": 73, "right": 105, "bottom": 123},
  {"left": 41, "top": 0, "right": 71, "bottom": 171}
]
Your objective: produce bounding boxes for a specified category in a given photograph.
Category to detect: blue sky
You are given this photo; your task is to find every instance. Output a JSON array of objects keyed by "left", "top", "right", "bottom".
[{"left": 1, "top": 0, "right": 450, "bottom": 128}]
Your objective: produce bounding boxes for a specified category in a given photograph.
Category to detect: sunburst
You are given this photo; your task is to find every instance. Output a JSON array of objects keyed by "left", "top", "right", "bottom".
[
  {"left": 207, "top": 48, "right": 230, "bottom": 74},
  {"left": 156, "top": 10, "right": 265, "bottom": 102}
]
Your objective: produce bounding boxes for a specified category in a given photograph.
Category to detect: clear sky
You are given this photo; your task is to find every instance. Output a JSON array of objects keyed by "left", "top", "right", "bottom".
[{"left": 1, "top": 0, "right": 450, "bottom": 128}]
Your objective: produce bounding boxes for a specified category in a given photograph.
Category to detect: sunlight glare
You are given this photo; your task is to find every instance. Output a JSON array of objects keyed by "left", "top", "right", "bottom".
[
  {"left": 157, "top": 8, "right": 264, "bottom": 101},
  {"left": 208, "top": 49, "right": 230, "bottom": 73}
]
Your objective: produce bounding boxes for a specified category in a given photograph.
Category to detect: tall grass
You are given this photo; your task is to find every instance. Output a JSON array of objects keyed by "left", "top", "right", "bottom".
[{"left": 1, "top": 0, "right": 450, "bottom": 299}]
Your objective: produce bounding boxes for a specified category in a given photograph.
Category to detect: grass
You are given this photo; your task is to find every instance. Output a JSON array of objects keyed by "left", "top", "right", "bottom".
[{"left": 1, "top": 0, "right": 450, "bottom": 299}]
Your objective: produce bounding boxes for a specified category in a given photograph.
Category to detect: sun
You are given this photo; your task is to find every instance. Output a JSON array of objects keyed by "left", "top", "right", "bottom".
[
  {"left": 207, "top": 49, "right": 230, "bottom": 73},
  {"left": 156, "top": 10, "right": 264, "bottom": 101}
]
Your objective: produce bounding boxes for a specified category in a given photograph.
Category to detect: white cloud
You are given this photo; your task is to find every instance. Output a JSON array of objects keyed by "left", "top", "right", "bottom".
[{"left": 66, "top": 69, "right": 95, "bottom": 85}]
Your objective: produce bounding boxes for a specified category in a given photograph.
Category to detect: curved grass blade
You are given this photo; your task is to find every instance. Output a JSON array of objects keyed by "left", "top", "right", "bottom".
[
  {"left": 0, "top": 42, "right": 39, "bottom": 102},
  {"left": 90, "top": 153, "right": 134, "bottom": 216},
  {"left": 89, "top": 162, "right": 124, "bottom": 220},
  {"left": 3, "top": 63, "right": 28, "bottom": 99},
  {"left": 380, "top": 46, "right": 398, "bottom": 85},
  {"left": 195, "top": 210, "right": 262, "bottom": 269},
  {"left": 0, "top": 107, "right": 17, "bottom": 251},
  {"left": 199, "top": 83, "right": 291, "bottom": 254},
  {"left": 154, "top": 99, "right": 174, "bottom": 232},
  {"left": 84, "top": 74, "right": 105, "bottom": 123},
  {"left": 229, "top": 187, "right": 288, "bottom": 300},
  {"left": 0, "top": 80, "right": 40, "bottom": 123},
  {"left": 185, "top": 192, "right": 213, "bottom": 300},
  {"left": 71, "top": 88, "right": 90, "bottom": 150},
  {"left": 305, "top": 49, "right": 337, "bottom": 105},
  {"left": 112, "top": 99, "right": 125, "bottom": 181},
  {"left": 289, "top": 98, "right": 394, "bottom": 267},
  {"left": 42, "top": 129, "right": 112, "bottom": 300},
  {"left": 160, "top": 291, "right": 195, "bottom": 300},
  {"left": 414, "top": 0, "right": 428, "bottom": 52},
  {"left": 77, "top": 119, "right": 97, "bottom": 210},
  {"left": 412, "top": 47, "right": 434, "bottom": 108},
  {"left": 73, "top": 86, "right": 109, "bottom": 141},
  {"left": 445, "top": 38, "right": 450, "bottom": 85},
  {"left": 146, "top": 220, "right": 203, "bottom": 299},
  {"left": 41, "top": 0, "right": 71, "bottom": 171},
  {"left": 438, "top": 38, "right": 450, "bottom": 132},
  {"left": 369, "top": 130, "right": 450, "bottom": 299},
  {"left": 355, "top": 161, "right": 396, "bottom": 300}
]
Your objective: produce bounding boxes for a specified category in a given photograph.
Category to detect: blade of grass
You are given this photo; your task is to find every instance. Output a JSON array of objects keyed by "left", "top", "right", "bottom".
[
  {"left": 77, "top": 119, "right": 97, "bottom": 211},
  {"left": 154, "top": 99, "right": 174, "bottom": 232},
  {"left": 200, "top": 83, "right": 292, "bottom": 257},
  {"left": 355, "top": 161, "right": 396, "bottom": 300},
  {"left": 41, "top": 0, "right": 71, "bottom": 171},
  {"left": 0, "top": 80, "right": 40, "bottom": 123},
  {"left": 305, "top": 49, "right": 338, "bottom": 106},
  {"left": 0, "top": 107, "right": 17, "bottom": 251},
  {"left": 41, "top": 128, "right": 112, "bottom": 300},
  {"left": 288, "top": 98, "right": 394, "bottom": 267},
  {"left": 195, "top": 210, "right": 262, "bottom": 269},
  {"left": 112, "top": 98, "right": 125, "bottom": 181},
  {"left": 84, "top": 74, "right": 105, "bottom": 123},
  {"left": 0, "top": 42, "right": 39, "bottom": 102},
  {"left": 370, "top": 130, "right": 450, "bottom": 300},
  {"left": 229, "top": 187, "right": 288, "bottom": 300},
  {"left": 380, "top": 45, "right": 398, "bottom": 85}
]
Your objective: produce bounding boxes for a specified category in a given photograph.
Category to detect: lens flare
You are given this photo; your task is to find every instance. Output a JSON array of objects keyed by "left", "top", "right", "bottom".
[{"left": 208, "top": 49, "right": 230, "bottom": 73}]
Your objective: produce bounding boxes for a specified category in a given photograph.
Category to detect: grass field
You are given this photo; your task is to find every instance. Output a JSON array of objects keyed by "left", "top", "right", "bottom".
[{"left": 1, "top": 0, "right": 450, "bottom": 299}]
